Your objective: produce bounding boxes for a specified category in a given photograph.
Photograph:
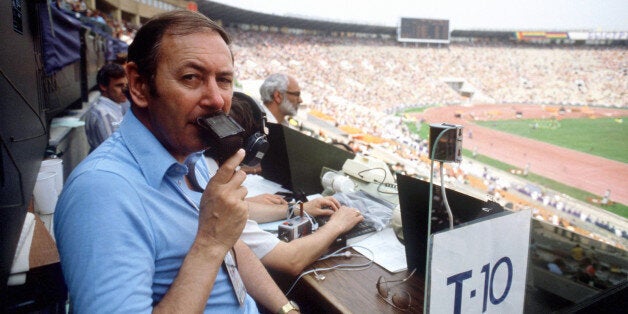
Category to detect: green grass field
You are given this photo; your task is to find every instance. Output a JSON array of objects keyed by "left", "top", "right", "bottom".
[
  {"left": 475, "top": 117, "right": 628, "bottom": 163},
  {"left": 403, "top": 115, "right": 628, "bottom": 218}
]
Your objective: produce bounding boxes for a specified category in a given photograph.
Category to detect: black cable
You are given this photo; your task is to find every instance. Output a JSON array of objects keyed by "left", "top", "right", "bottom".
[
  {"left": 356, "top": 167, "right": 398, "bottom": 194},
  {"left": 0, "top": 68, "right": 47, "bottom": 142},
  {"left": 0, "top": 135, "right": 25, "bottom": 208}
]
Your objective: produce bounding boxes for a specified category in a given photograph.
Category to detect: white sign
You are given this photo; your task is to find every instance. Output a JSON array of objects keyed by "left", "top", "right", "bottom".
[{"left": 428, "top": 210, "right": 531, "bottom": 314}]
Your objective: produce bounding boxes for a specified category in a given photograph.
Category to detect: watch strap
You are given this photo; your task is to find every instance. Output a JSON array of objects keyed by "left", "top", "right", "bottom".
[{"left": 277, "top": 300, "right": 299, "bottom": 314}]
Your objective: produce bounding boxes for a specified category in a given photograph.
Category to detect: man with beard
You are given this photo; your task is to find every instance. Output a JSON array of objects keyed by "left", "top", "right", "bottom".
[{"left": 259, "top": 73, "right": 302, "bottom": 125}]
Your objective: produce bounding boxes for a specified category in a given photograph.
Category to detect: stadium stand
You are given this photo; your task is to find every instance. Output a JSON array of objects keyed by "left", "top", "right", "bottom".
[{"left": 3, "top": 1, "right": 626, "bottom": 312}]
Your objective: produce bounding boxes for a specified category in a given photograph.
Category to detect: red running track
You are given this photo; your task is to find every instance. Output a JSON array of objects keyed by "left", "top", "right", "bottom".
[{"left": 418, "top": 104, "right": 628, "bottom": 206}]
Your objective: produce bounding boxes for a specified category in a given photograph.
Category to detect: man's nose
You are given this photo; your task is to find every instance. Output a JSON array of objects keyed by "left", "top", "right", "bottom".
[{"left": 200, "top": 79, "right": 226, "bottom": 109}]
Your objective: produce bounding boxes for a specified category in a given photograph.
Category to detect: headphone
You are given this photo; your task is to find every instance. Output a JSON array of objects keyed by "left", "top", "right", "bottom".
[{"left": 230, "top": 91, "right": 269, "bottom": 167}]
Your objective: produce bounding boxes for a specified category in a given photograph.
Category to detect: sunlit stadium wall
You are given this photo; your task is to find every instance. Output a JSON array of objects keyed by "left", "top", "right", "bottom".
[{"left": 92, "top": 0, "right": 188, "bottom": 26}]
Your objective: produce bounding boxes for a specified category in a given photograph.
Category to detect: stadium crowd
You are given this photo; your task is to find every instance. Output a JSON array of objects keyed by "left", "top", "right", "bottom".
[
  {"left": 228, "top": 27, "right": 627, "bottom": 245},
  {"left": 56, "top": 0, "right": 137, "bottom": 45},
  {"left": 230, "top": 27, "right": 627, "bottom": 111}
]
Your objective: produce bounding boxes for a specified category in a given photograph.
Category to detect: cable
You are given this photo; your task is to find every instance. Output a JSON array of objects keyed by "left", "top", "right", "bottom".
[
  {"left": 284, "top": 245, "right": 375, "bottom": 296},
  {"left": 357, "top": 167, "right": 398, "bottom": 195},
  {"left": 0, "top": 135, "right": 26, "bottom": 208},
  {"left": 439, "top": 161, "right": 454, "bottom": 230},
  {"left": 424, "top": 125, "right": 456, "bottom": 312},
  {"left": 318, "top": 245, "right": 373, "bottom": 261},
  {"left": 0, "top": 68, "right": 47, "bottom": 142}
]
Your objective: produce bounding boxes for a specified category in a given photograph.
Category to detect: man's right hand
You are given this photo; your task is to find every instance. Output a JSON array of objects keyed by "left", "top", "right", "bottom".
[
  {"left": 197, "top": 149, "right": 248, "bottom": 251},
  {"left": 326, "top": 205, "right": 364, "bottom": 234}
]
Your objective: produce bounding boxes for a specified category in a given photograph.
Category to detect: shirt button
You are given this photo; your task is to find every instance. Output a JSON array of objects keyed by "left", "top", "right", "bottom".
[{"left": 178, "top": 180, "right": 182, "bottom": 186}]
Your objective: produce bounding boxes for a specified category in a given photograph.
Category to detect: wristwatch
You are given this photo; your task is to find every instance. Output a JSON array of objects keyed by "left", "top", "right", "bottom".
[{"left": 277, "top": 300, "right": 300, "bottom": 314}]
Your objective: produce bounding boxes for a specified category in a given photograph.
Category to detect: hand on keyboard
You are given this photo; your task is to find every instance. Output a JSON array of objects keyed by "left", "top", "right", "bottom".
[
  {"left": 316, "top": 206, "right": 364, "bottom": 235},
  {"left": 303, "top": 196, "right": 341, "bottom": 216}
]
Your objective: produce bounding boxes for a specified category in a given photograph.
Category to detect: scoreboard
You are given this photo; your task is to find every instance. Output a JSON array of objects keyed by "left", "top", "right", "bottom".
[{"left": 398, "top": 17, "right": 450, "bottom": 43}]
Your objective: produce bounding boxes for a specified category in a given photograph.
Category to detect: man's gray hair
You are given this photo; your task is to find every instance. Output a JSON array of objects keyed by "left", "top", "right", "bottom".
[{"left": 259, "top": 73, "right": 289, "bottom": 104}]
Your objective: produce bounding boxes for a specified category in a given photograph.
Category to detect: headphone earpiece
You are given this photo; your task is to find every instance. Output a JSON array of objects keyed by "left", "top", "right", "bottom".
[{"left": 242, "top": 132, "right": 269, "bottom": 166}]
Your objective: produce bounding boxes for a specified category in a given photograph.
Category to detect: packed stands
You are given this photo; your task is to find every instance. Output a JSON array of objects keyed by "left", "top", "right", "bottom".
[{"left": 230, "top": 28, "right": 627, "bottom": 111}]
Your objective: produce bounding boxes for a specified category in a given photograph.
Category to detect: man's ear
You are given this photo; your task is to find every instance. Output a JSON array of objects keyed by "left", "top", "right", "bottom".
[
  {"left": 272, "top": 90, "right": 282, "bottom": 105},
  {"left": 125, "top": 62, "right": 150, "bottom": 108}
]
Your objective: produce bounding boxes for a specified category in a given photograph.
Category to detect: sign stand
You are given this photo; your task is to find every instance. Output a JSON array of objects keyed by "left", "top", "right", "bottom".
[{"left": 427, "top": 209, "right": 531, "bottom": 314}]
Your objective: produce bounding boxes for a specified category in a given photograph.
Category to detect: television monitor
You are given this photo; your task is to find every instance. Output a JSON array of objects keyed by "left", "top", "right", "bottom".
[
  {"left": 261, "top": 124, "right": 355, "bottom": 196},
  {"left": 1, "top": 0, "right": 50, "bottom": 295}
]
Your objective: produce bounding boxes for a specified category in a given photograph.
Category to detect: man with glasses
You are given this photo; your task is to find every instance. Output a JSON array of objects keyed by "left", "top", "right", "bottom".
[{"left": 259, "top": 73, "right": 302, "bottom": 125}]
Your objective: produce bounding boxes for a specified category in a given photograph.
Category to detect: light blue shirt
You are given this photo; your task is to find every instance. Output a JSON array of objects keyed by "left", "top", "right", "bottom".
[
  {"left": 54, "top": 110, "right": 258, "bottom": 313},
  {"left": 84, "top": 96, "right": 130, "bottom": 151}
]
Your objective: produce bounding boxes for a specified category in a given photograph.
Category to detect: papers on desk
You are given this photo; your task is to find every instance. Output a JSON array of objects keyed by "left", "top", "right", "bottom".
[
  {"left": 242, "top": 174, "right": 290, "bottom": 197},
  {"left": 352, "top": 227, "right": 407, "bottom": 273},
  {"left": 259, "top": 220, "right": 283, "bottom": 234}
]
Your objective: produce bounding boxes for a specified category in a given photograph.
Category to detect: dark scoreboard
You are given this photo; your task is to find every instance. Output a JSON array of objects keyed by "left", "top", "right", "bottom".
[{"left": 398, "top": 17, "right": 450, "bottom": 43}]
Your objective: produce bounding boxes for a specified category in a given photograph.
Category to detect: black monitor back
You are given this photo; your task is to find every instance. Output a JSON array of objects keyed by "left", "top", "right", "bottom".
[
  {"left": 261, "top": 124, "right": 355, "bottom": 195},
  {"left": 397, "top": 173, "right": 503, "bottom": 275},
  {"left": 1, "top": 0, "right": 50, "bottom": 298}
]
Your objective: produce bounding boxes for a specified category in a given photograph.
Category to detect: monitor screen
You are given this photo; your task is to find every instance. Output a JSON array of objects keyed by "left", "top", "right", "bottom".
[{"left": 261, "top": 124, "right": 355, "bottom": 196}]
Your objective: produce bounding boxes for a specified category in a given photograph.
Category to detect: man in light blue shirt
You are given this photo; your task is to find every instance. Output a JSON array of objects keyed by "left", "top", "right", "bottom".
[
  {"left": 55, "top": 10, "right": 297, "bottom": 314},
  {"left": 84, "top": 63, "right": 130, "bottom": 151}
]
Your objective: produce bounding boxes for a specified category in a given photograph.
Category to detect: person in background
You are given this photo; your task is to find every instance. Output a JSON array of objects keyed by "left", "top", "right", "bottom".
[
  {"left": 571, "top": 243, "right": 584, "bottom": 261},
  {"left": 259, "top": 73, "right": 302, "bottom": 125},
  {"left": 221, "top": 92, "right": 364, "bottom": 276},
  {"left": 55, "top": 10, "right": 298, "bottom": 313},
  {"left": 547, "top": 258, "right": 566, "bottom": 275},
  {"left": 84, "top": 63, "right": 130, "bottom": 151}
]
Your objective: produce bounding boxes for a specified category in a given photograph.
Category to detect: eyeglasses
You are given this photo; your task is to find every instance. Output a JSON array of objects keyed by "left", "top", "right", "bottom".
[
  {"left": 285, "top": 90, "right": 301, "bottom": 97},
  {"left": 376, "top": 268, "right": 417, "bottom": 311}
]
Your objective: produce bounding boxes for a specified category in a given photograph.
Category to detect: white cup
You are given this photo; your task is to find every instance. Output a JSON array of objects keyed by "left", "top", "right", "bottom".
[
  {"left": 322, "top": 171, "right": 356, "bottom": 193},
  {"left": 39, "top": 158, "right": 63, "bottom": 196},
  {"left": 38, "top": 213, "right": 55, "bottom": 240},
  {"left": 33, "top": 171, "right": 58, "bottom": 215},
  {"left": 321, "top": 171, "right": 337, "bottom": 190},
  {"left": 332, "top": 175, "right": 355, "bottom": 193}
]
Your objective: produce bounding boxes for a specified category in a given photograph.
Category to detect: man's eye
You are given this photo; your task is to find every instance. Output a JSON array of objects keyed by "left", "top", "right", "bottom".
[
  {"left": 218, "top": 77, "right": 233, "bottom": 85},
  {"left": 182, "top": 74, "right": 197, "bottom": 81}
]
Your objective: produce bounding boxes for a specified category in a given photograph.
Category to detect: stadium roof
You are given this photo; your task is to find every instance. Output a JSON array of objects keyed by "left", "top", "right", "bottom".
[{"left": 197, "top": 1, "right": 397, "bottom": 36}]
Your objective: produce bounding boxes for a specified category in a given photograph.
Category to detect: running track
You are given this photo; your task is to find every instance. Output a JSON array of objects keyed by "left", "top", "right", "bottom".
[{"left": 418, "top": 104, "right": 628, "bottom": 206}]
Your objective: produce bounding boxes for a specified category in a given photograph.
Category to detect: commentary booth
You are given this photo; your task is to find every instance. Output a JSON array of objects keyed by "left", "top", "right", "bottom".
[
  {"left": 255, "top": 121, "right": 534, "bottom": 313},
  {"left": 255, "top": 119, "right": 628, "bottom": 313}
]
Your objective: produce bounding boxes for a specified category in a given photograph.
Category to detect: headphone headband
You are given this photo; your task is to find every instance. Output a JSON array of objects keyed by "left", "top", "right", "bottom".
[{"left": 233, "top": 91, "right": 267, "bottom": 135}]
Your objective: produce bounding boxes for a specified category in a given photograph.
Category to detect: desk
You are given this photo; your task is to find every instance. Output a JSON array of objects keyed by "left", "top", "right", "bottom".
[
  {"left": 6, "top": 214, "right": 67, "bottom": 312},
  {"left": 286, "top": 249, "right": 424, "bottom": 313}
]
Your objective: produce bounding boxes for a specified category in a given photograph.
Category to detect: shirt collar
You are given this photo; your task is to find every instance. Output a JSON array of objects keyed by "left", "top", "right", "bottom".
[
  {"left": 119, "top": 110, "right": 193, "bottom": 188},
  {"left": 98, "top": 96, "right": 125, "bottom": 111}
]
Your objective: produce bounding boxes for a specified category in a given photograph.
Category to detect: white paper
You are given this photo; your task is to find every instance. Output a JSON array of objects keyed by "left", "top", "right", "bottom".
[{"left": 352, "top": 227, "right": 407, "bottom": 273}]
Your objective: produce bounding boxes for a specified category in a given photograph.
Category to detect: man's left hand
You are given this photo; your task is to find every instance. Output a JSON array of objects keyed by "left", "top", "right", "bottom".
[{"left": 302, "top": 196, "right": 341, "bottom": 217}]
